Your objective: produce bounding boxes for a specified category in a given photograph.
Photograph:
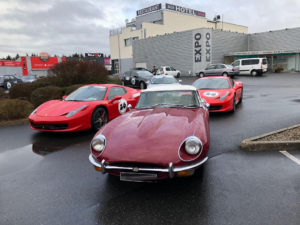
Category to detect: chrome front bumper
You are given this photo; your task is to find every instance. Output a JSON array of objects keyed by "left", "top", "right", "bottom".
[{"left": 89, "top": 154, "right": 208, "bottom": 179}]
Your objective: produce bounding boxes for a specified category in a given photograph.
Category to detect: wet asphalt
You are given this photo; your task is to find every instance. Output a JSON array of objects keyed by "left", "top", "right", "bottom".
[{"left": 0, "top": 73, "right": 299, "bottom": 225}]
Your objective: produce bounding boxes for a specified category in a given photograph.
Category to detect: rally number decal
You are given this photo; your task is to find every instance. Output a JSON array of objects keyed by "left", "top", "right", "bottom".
[{"left": 118, "top": 99, "right": 127, "bottom": 114}]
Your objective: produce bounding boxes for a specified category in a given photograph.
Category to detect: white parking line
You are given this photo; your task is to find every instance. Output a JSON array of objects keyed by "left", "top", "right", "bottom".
[{"left": 279, "top": 151, "right": 300, "bottom": 166}]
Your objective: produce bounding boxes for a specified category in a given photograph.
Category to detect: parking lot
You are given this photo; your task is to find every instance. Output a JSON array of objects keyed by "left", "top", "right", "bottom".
[{"left": 0, "top": 73, "right": 299, "bottom": 225}]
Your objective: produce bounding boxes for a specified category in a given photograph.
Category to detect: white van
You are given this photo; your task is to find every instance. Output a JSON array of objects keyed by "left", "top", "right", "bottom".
[{"left": 232, "top": 58, "right": 267, "bottom": 76}]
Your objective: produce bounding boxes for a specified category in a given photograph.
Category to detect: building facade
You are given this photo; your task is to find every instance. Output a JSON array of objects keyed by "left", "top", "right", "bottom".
[{"left": 109, "top": 3, "right": 248, "bottom": 74}]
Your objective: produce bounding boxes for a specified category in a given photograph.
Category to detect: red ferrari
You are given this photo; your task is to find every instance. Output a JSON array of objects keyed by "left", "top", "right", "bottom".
[
  {"left": 193, "top": 76, "right": 243, "bottom": 112},
  {"left": 89, "top": 85, "right": 210, "bottom": 181},
  {"left": 28, "top": 84, "right": 140, "bottom": 132}
]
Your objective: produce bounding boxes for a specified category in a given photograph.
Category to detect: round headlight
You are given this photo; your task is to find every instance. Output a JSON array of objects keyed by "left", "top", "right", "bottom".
[
  {"left": 91, "top": 135, "right": 106, "bottom": 152},
  {"left": 185, "top": 137, "right": 202, "bottom": 155}
]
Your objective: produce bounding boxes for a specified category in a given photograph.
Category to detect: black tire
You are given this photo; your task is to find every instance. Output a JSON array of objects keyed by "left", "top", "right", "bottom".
[
  {"left": 194, "top": 164, "right": 206, "bottom": 177},
  {"left": 176, "top": 73, "right": 180, "bottom": 78},
  {"left": 199, "top": 72, "right": 204, "bottom": 78},
  {"left": 251, "top": 70, "right": 257, "bottom": 77},
  {"left": 222, "top": 72, "right": 228, "bottom": 77},
  {"left": 231, "top": 94, "right": 236, "bottom": 113},
  {"left": 140, "top": 81, "right": 146, "bottom": 89},
  {"left": 91, "top": 107, "right": 108, "bottom": 131}
]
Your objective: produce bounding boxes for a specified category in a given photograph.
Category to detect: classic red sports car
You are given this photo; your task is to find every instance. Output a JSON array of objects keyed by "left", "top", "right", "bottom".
[
  {"left": 193, "top": 76, "right": 243, "bottom": 112},
  {"left": 28, "top": 84, "right": 140, "bottom": 132},
  {"left": 89, "top": 85, "right": 210, "bottom": 181}
]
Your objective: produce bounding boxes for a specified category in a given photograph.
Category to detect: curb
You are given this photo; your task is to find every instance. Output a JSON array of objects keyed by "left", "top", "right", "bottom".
[
  {"left": 240, "top": 124, "right": 300, "bottom": 151},
  {"left": 0, "top": 118, "right": 29, "bottom": 127}
]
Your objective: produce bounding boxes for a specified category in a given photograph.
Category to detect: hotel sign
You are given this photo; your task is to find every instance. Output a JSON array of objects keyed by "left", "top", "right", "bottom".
[
  {"left": 166, "top": 3, "right": 206, "bottom": 17},
  {"left": 137, "top": 4, "right": 162, "bottom": 16}
]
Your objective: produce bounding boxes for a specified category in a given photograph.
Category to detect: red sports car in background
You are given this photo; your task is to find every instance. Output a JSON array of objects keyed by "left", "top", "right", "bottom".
[
  {"left": 193, "top": 76, "right": 243, "bottom": 113},
  {"left": 89, "top": 85, "right": 210, "bottom": 181},
  {"left": 28, "top": 84, "right": 140, "bottom": 132}
]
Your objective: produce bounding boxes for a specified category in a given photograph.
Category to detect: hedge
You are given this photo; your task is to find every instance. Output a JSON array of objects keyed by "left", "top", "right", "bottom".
[
  {"left": 31, "top": 86, "right": 62, "bottom": 108},
  {"left": 0, "top": 99, "right": 33, "bottom": 121}
]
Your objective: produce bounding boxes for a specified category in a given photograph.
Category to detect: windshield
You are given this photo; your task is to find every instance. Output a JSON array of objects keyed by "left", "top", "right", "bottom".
[
  {"left": 151, "top": 76, "right": 178, "bottom": 84},
  {"left": 65, "top": 86, "right": 107, "bottom": 101},
  {"left": 193, "top": 78, "right": 230, "bottom": 90},
  {"left": 137, "top": 70, "right": 153, "bottom": 77},
  {"left": 136, "top": 90, "right": 200, "bottom": 109}
]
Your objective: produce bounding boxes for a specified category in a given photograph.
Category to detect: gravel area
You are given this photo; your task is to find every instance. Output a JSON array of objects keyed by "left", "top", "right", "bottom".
[{"left": 257, "top": 126, "right": 300, "bottom": 141}]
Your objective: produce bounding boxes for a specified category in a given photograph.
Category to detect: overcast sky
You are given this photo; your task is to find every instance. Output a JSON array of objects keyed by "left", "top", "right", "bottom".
[{"left": 1, "top": 0, "right": 300, "bottom": 58}]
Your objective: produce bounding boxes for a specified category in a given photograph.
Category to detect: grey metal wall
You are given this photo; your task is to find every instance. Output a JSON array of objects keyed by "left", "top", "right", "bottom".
[
  {"left": 0, "top": 67, "right": 22, "bottom": 76},
  {"left": 133, "top": 30, "right": 193, "bottom": 75},
  {"left": 212, "top": 30, "right": 248, "bottom": 63},
  {"left": 249, "top": 28, "right": 300, "bottom": 51},
  {"left": 120, "top": 58, "right": 133, "bottom": 74}
]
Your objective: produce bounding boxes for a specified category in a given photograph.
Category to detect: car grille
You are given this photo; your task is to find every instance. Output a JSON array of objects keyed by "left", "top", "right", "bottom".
[
  {"left": 209, "top": 105, "right": 222, "bottom": 110},
  {"left": 30, "top": 122, "right": 68, "bottom": 130}
]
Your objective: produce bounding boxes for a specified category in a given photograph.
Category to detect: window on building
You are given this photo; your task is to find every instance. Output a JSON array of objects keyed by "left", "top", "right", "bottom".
[
  {"left": 124, "top": 38, "right": 132, "bottom": 47},
  {"left": 132, "top": 37, "right": 139, "bottom": 41}
]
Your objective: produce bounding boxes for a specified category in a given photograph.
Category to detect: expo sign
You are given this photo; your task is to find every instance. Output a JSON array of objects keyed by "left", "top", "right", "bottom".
[{"left": 193, "top": 29, "right": 212, "bottom": 73}]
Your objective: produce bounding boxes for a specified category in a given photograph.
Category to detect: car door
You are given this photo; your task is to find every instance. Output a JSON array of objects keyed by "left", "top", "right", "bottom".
[
  {"left": 170, "top": 67, "right": 176, "bottom": 76},
  {"left": 165, "top": 67, "right": 171, "bottom": 75},
  {"left": 106, "top": 86, "right": 128, "bottom": 120},
  {"left": 4, "top": 76, "right": 12, "bottom": 89},
  {"left": 215, "top": 64, "right": 225, "bottom": 75},
  {"left": 231, "top": 79, "right": 242, "bottom": 102},
  {"left": 205, "top": 65, "right": 216, "bottom": 76}
]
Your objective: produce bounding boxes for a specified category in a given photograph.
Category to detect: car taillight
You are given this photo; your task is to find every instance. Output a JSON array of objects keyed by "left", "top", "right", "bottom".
[
  {"left": 232, "top": 68, "right": 235, "bottom": 71},
  {"left": 161, "top": 71, "right": 164, "bottom": 74}
]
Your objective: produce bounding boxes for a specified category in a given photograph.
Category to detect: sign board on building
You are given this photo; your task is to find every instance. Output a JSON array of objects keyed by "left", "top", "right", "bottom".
[
  {"left": 0, "top": 61, "right": 22, "bottom": 67},
  {"left": 85, "top": 53, "right": 104, "bottom": 57},
  {"left": 136, "top": 4, "right": 162, "bottom": 16},
  {"left": 30, "top": 57, "right": 59, "bottom": 69},
  {"left": 192, "top": 29, "right": 212, "bottom": 74},
  {"left": 166, "top": 3, "right": 206, "bottom": 17}
]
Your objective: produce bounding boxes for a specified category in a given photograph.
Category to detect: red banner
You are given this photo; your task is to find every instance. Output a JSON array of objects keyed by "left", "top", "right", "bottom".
[{"left": 30, "top": 57, "right": 59, "bottom": 69}]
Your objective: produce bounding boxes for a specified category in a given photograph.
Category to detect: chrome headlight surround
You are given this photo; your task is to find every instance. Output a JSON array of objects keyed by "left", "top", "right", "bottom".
[
  {"left": 91, "top": 134, "right": 106, "bottom": 155},
  {"left": 66, "top": 104, "right": 88, "bottom": 118},
  {"left": 219, "top": 91, "right": 230, "bottom": 101},
  {"left": 178, "top": 136, "right": 203, "bottom": 162}
]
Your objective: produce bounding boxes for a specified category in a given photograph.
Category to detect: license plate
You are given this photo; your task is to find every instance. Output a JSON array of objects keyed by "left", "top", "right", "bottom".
[
  {"left": 120, "top": 172, "right": 157, "bottom": 182},
  {"left": 125, "top": 76, "right": 130, "bottom": 80}
]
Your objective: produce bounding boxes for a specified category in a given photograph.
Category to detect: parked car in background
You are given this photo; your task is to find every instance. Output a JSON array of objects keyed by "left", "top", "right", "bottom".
[
  {"left": 0, "top": 75, "right": 22, "bottom": 90},
  {"left": 193, "top": 76, "right": 243, "bottom": 113},
  {"left": 121, "top": 69, "right": 153, "bottom": 89},
  {"left": 157, "top": 66, "right": 181, "bottom": 78},
  {"left": 22, "top": 75, "right": 38, "bottom": 83},
  {"left": 29, "top": 84, "right": 141, "bottom": 132},
  {"left": 89, "top": 85, "right": 210, "bottom": 181},
  {"left": 232, "top": 58, "right": 267, "bottom": 76},
  {"left": 197, "top": 64, "right": 239, "bottom": 78},
  {"left": 147, "top": 75, "right": 181, "bottom": 88}
]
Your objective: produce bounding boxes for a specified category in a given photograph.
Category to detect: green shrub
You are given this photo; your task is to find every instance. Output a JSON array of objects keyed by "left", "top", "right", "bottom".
[
  {"left": 0, "top": 99, "right": 33, "bottom": 121},
  {"left": 0, "top": 88, "right": 8, "bottom": 99},
  {"left": 31, "top": 86, "right": 62, "bottom": 107},
  {"left": 50, "top": 60, "right": 109, "bottom": 86},
  {"left": 9, "top": 82, "right": 34, "bottom": 101},
  {"left": 61, "top": 84, "right": 82, "bottom": 96},
  {"left": 107, "top": 76, "right": 122, "bottom": 85}
]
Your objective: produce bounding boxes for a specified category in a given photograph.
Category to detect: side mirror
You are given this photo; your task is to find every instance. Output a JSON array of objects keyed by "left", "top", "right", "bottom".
[
  {"left": 110, "top": 96, "right": 122, "bottom": 103},
  {"left": 128, "top": 104, "right": 132, "bottom": 110},
  {"left": 62, "top": 95, "right": 67, "bottom": 100}
]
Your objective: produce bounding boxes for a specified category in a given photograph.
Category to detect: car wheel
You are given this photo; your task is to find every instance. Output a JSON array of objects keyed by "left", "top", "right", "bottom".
[
  {"left": 199, "top": 72, "right": 204, "bottom": 78},
  {"left": 231, "top": 94, "right": 236, "bottom": 113},
  {"left": 177, "top": 73, "right": 180, "bottom": 78},
  {"left": 251, "top": 70, "right": 257, "bottom": 77},
  {"left": 6, "top": 82, "right": 12, "bottom": 90},
  {"left": 222, "top": 72, "right": 228, "bottom": 77},
  {"left": 91, "top": 107, "right": 108, "bottom": 131},
  {"left": 139, "top": 81, "right": 146, "bottom": 89}
]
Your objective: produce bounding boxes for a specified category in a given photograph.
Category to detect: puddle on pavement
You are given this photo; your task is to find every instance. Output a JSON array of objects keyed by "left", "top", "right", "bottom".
[
  {"left": 291, "top": 99, "right": 300, "bottom": 103},
  {"left": 0, "top": 144, "right": 43, "bottom": 177},
  {"left": 31, "top": 131, "right": 94, "bottom": 156}
]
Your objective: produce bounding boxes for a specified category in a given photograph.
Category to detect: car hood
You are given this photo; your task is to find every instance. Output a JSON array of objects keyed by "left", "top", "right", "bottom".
[
  {"left": 36, "top": 100, "right": 91, "bottom": 117},
  {"left": 100, "top": 107, "right": 207, "bottom": 166},
  {"left": 197, "top": 89, "right": 230, "bottom": 99}
]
